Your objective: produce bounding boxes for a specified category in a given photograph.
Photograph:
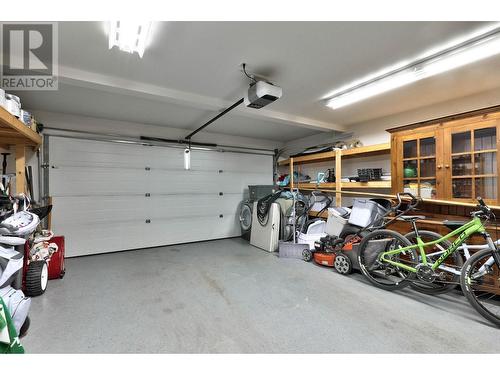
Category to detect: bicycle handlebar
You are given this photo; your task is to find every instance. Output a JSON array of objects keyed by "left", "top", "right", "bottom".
[
  {"left": 473, "top": 196, "right": 493, "bottom": 219},
  {"left": 395, "top": 192, "right": 420, "bottom": 211},
  {"left": 477, "top": 196, "right": 487, "bottom": 208}
]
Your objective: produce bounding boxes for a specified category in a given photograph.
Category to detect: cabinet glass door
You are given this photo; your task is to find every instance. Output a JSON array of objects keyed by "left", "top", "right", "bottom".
[
  {"left": 450, "top": 125, "right": 498, "bottom": 203},
  {"left": 402, "top": 136, "right": 437, "bottom": 199}
]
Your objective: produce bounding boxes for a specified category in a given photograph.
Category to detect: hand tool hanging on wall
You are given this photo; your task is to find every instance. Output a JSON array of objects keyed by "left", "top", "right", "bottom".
[
  {"left": 1, "top": 153, "right": 10, "bottom": 194},
  {"left": 1, "top": 153, "right": 9, "bottom": 189},
  {"left": 25, "top": 166, "right": 34, "bottom": 202}
]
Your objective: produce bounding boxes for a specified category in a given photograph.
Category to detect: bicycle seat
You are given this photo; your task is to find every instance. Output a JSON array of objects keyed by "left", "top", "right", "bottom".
[
  {"left": 443, "top": 220, "right": 466, "bottom": 231},
  {"left": 400, "top": 215, "right": 426, "bottom": 222}
]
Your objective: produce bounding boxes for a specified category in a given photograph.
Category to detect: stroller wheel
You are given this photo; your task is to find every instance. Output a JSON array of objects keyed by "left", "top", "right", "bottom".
[
  {"left": 19, "top": 316, "right": 30, "bottom": 338},
  {"left": 25, "top": 260, "right": 48, "bottom": 297},
  {"left": 334, "top": 253, "right": 352, "bottom": 275},
  {"left": 302, "top": 249, "right": 313, "bottom": 262}
]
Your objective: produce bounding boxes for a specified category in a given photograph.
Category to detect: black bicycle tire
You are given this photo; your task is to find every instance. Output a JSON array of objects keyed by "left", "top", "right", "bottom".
[
  {"left": 405, "top": 230, "right": 462, "bottom": 295},
  {"left": 460, "top": 249, "right": 500, "bottom": 327},
  {"left": 358, "top": 229, "right": 417, "bottom": 291}
]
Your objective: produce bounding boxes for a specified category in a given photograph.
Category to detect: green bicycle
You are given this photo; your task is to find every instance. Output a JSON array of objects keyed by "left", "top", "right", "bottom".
[{"left": 357, "top": 194, "right": 500, "bottom": 327}]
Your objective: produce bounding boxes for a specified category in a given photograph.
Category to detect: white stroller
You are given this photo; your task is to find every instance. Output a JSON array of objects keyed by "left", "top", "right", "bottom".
[{"left": 0, "top": 195, "right": 40, "bottom": 337}]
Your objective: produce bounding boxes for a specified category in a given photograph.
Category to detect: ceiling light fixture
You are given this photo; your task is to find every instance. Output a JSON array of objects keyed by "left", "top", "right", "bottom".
[
  {"left": 108, "top": 21, "right": 152, "bottom": 58},
  {"left": 325, "top": 24, "right": 500, "bottom": 110},
  {"left": 184, "top": 147, "right": 191, "bottom": 171}
]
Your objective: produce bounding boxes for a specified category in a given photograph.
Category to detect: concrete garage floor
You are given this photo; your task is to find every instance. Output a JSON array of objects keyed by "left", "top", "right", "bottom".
[{"left": 24, "top": 238, "right": 500, "bottom": 353}]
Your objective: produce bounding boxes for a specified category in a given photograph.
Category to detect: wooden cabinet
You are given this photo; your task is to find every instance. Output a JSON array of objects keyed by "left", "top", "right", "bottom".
[{"left": 389, "top": 108, "right": 500, "bottom": 205}]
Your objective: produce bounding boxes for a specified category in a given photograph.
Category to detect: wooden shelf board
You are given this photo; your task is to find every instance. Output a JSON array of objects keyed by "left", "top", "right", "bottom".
[
  {"left": 451, "top": 174, "right": 496, "bottom": 179},
  {"left": 0, "top": 106, "right": 42, "bottom": 147},
  {"left": 342, "top": 181, "right": 391, "bottom": 189},
  {"left": 278, "top": 143, "right": 390, "bottom": 166},
  {"left": 296, "top": 182, "right": 337, "bottom": 189},
  {"left": 452, "top": 149, "right": 497, "bottom": 156},
  {"left": 307, "top": 211, "right": 500, "bottom": 233},
  {"left": 294, "top": 181, "right": 391, "bottom": 190},
  {"left": 279, "top": 150, "right": 337, "bottom": 166},
  {"left": 341, "top": 143, "right": 391, "bottom": 158}
]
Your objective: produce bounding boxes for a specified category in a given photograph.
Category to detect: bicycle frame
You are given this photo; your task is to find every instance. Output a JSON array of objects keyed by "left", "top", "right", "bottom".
[
  {"left": 380, "top": 216, "right": 488, "bottom": 273},
  {"left": 418, "top": 239, "right": 500, "bottom": 276}
]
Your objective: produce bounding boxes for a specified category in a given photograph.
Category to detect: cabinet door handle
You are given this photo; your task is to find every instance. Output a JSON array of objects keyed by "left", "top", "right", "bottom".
[
  {"left": 445, "top": 164, "right": 450, "bottom": 169},
  {"left": 437, "top": 165, "right": 442, "bottom": 169}
]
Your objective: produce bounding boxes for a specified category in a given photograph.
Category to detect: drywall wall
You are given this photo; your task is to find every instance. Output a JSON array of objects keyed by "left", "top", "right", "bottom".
[{"left": 348, "top": 87, "right": 500, "bottom": 145}]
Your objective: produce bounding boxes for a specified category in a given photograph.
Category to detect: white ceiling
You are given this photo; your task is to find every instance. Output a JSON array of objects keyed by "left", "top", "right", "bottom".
[{"left": 12, "top": 21, "right": 500, "bottom": 142}]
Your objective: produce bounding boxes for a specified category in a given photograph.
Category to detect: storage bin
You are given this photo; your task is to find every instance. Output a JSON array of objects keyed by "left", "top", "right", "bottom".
[
  {"left": 348, "top": 198, "right": 391, "bottom": 228},
  {"left": 304, "top": 220, "right": 326, "bottom": 234},
  {"left": 298, "top": 232, "right": 326, "bottom": 250},
  {"left": 310, "top": 200, "right": 328, "bottom": 212},
  {"left": 326, "top": 208, "right": 349, "bottom": 236}
]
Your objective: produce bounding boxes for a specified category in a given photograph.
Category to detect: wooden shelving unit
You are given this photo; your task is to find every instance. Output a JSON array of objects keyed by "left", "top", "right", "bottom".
[
  {"left": 280, "top": 143, "right": 391, "bottom": 205},
  {"left": 0, "top": 106, "right": 42, "bottom": 194}
]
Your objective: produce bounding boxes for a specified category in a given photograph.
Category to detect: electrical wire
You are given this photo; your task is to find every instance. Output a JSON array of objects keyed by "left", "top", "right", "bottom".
[{"left": 242, "top": 63, "right": 257, "bottom": 83}]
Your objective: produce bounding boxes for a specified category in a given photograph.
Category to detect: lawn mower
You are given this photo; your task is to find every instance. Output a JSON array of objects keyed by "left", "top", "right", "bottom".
[{"left": 302, "top": 193, "right": 420, "bottom": 275}]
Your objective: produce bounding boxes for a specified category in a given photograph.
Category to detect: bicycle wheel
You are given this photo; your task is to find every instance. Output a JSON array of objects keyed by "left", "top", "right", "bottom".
[
  {"left": 460, "top": 249, "right": 500, "bottom": 327},
  {"left": 405, "top": 230, "right": 463, "bottom": 295},
  {"left": 358, "top": 229, "right": 417, "bottom": 291}
]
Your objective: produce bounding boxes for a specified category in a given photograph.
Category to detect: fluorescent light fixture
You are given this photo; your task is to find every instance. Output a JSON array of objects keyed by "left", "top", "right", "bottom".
[
  {"left": 108, "top": 21, "right": 152, "bottom": 58},
  {"left": 325, "top": 25, "right": 500, "bottom": 110}
]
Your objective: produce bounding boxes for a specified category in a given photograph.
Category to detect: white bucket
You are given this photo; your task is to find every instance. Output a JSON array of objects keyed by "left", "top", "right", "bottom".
[
  {"left": 326, "top": 208, "right": 349, "bottom": 236},
  {"left": 298, "top": 232, "right": 327, "bottom": 250},
  {"left": 0, "top": 89, "right": 5, "bottom": 110},
  {"left": 5, "top": 94, "right": 21, "bottom": 117}
]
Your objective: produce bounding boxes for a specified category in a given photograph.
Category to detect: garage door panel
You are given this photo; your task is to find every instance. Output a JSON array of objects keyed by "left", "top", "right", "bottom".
[
  {"left": 189, "top": 151, "right": 273, "bottom": 174},
  {"left": 51, "top": 168, "right": 224, "bottom": 196},
  {"left": 52, "top": 194, "right": 243, "bottom": 225},
  {"left": 50, "top": 167, "right": 150, "bottom": 196},
  {"left": 59, "top": 215, "right": 240, "bottom": 257},
  {"left": 50, "top": 167, "right": 273, "bottom": 196},
  {"left": 51, "top": 138, "right": 272, "bottom": 174},
  {"left": 49, "top": 137, "right": 272, "bottom": 256},
  {"left": 51, "top": 137, "right": 187, "bottom": 170}
]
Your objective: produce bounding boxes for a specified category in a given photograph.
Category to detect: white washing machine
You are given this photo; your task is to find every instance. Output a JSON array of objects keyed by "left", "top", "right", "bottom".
[{"left": 250, "top": 202, "right": 280, "bottom": 252}]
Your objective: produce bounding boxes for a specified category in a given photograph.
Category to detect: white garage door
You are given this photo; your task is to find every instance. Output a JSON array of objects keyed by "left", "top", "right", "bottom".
[{"left": 48, "top": 137, "right": 273, "bottom": 257}]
